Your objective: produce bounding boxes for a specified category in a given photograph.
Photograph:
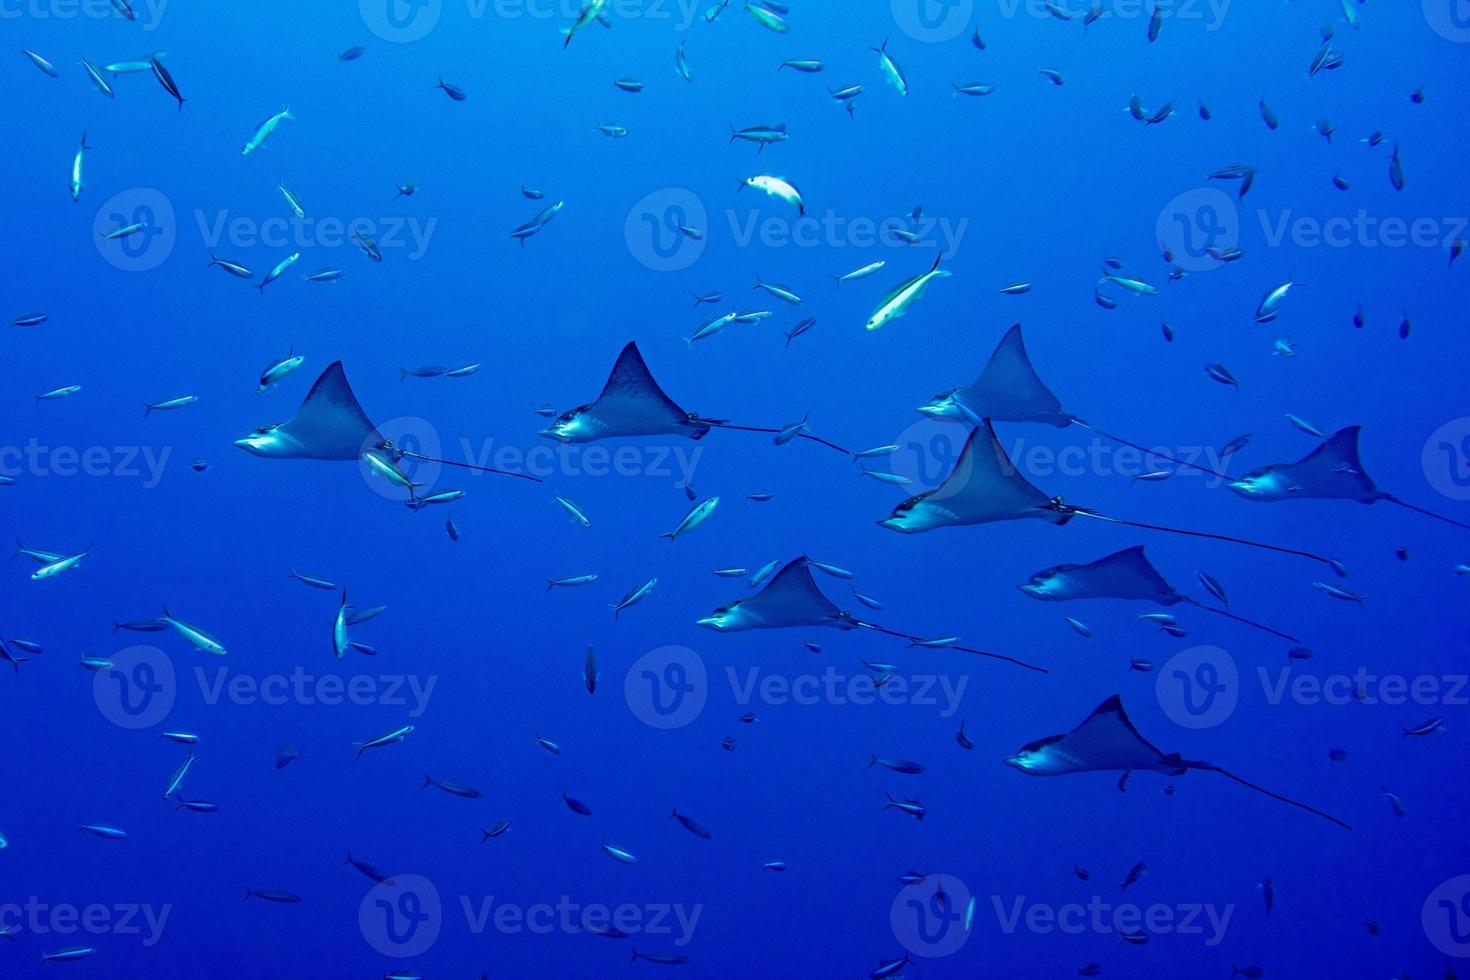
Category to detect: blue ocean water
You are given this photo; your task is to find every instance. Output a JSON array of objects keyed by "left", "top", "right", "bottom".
[{"left": 5, "top": 0, "right": 1470, "bottom": 976}]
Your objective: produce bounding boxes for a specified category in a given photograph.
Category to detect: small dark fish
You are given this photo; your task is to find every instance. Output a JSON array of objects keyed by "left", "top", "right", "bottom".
[
  {"left": 245, "top": 888, "right": 301, "bottom": 903},
  {"left": 1259, "top": 98, "right": 1278, "bottom": 130},
  {"left": 1074, "top": 864, "right": 1090, "bottom": 881},
  {"left": 869, "top": 755, "right": 925, "bottom": 775},
  {"left": 670, "top": 807, "right": 711, "bottom": 839},
  {"left": 114, "top": 618, "right": 168, "bottom": 633},
  {"left": 1120, "top": 860, "right": 1147, "bottom": 891},
  {"left": 634, "top": 950, "right": 692, "bottom": 966},
  {"left": 1260, "top": 875, "right": 1274, "bottom": 917},
  {"left": 480, "top": 820, "right": 511, "bottom": 841},
  {"left": 274, "top": 741, "right": 299, "bottom": 769},
  {"left": 1232, "top": 966, "right": 1264, "bottom": 979},
  {"left": 150, "top": 56, "right": 185, "bottom": 110},
  {"left": 562, "top": 791, "right": 593, "bottom": 815},
  {"left": 339, "top": 47, "right": 366, "bottom": 61},
  {"left": 1328, "top": 749, "right": 1347, "bottom": 763},
  {"left": 1196, "top": 571, "right": 1229, "bottom": 608},
  {"left": 1204, "top": 363, "right": 1239, "bottom": 388},
  {"left": 342, "top": 853, "right": 394, "bottom": 885},
  {"left": 955, "top": 722, "right": 973, "bottom": 750},
  {"left": 436, "top": 77, "right": 466, "bottom": 101},
  {"left": 424, "top": 775, "right": 482, "bottom": 798},
  {"left": 1160, "top": 322, "right": 1174, "bottom": 342}
]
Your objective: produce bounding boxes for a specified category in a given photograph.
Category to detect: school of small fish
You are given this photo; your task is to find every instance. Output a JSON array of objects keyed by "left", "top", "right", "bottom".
[{"left": 6, "top": 0, "right": 1469, "bottom": 976}]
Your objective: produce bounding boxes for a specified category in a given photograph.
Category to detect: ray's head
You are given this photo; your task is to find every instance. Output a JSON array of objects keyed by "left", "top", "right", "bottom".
[
  {"left": 916, "top": 390, "right": 966, "bottom": 421},
  {"left": 1227, "top": 464, "right": 1296, "bottom": 501},
  {"left": 696, "top": 599, "right": 752, "bottom": 632},
  {"left": 1003, "top": 735, "right": 1064, "bottom": 775},
  {"left": 233, "top": 424, "right": 295, "bottom": 458},
  {"left": 877, "top": 495, "right": 943, "bottom": 534},
  {"left": 539, "top": 404, "right": 594, "bottom": 443},
  {"left": 1018, "top": 566, "right": 1067, "bottom": 600}
]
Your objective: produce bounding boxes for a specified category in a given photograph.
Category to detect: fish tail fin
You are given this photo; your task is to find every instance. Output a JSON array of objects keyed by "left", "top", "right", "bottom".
[
  {"left": 868, "top": 753, "right": 877, "bottom": 768},
  {"left": 80, "top": 131, "right": 90, "bottom": 150},
  {"left": 423, "top": 775, "right": 432, "bottom": 789},
  {"left": 112, "top": 620, "right": 120, "bottom": 633},
  {"left": 244, "top": 888, "right": 253, "bottom": 902},
  {"left": 631, "top": 949, "right": 639, "bottom": 963},
  {"left": 546, "top": 579, "right": 555, "bottom": 592}
]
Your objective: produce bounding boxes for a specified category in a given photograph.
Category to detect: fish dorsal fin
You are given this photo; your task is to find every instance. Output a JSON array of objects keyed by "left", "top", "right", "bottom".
[
  {"left": 586, "top": 342, "right": 698, "bottom": 435},
  {"left": 884, "top": 420, "right": 1064, "bottom": 531},
  {"left": 955, "top": 324, "right": 1074, "bottom": 427},
  {"left": 1026, "top": 546, "right": 1182, "bottom": 603},
  {"left": 280, "top": 361, "right": 380, "bottom": 459},
  {"left": 1054, "top": 695, "right": 1181, "bottom": 774},
  {"left": 740, "top": 557, "right": 845, "bottom": 628},
  {"left": 1278, "top": 426, "right": 1381, "bottom": 501}
]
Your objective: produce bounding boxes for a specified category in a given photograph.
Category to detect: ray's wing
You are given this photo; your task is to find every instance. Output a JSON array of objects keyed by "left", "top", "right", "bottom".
[
  {"left": 886, "top": 420, "right": 1064, "bottom": 530},
  {"left": 1051, "top": 695, "right": 1183, "bottom": 774},
  {"left": 735, "top": 557, "right": 847, "bottom": 628},
  {"left": 954, "top": 324, "right": 1074, "bottom": 426},
  {"left": 280, "top": 361, "right": 380, "bottom": 460},
  {"left": 1274, "top": 426, "right": 1381, "bottom": 502},
  {"left": 1037, "top": 546, "right": 1182, "bottom": 602},
  {"left": 585, "top": 342, "right": 698, "bottom": 435}
]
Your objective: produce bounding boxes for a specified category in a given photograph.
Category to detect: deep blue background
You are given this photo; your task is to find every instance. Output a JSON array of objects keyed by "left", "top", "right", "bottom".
[{"left": 4, "top": 0, "right": 1470, "bottom": 976}]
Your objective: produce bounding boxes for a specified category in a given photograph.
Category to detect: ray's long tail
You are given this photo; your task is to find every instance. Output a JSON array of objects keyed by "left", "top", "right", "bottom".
[
  {"left": 1180, "top": 759, "right": 1352, "bottom": 830},
  {"left": 1181, "top": 598, "right": 1298, "bottom": 643},
  {"left": 1069, "top": 508, "right": 1338, "bottom": 570},
  {"left": 392, "top": 448, "right": 543, "bottom": 483},
  {"left": 1384, "top": 494, "right": 1470, "bottom": 531},
  {"left": 700, "top": 419, "right": 851, "bottom": 455},
  {"left": 853, "top": 621, "right": 1049, "bottom": 674},
  {"left": 1072, "top": 420, "right": 1233, "bottom": 481}
]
